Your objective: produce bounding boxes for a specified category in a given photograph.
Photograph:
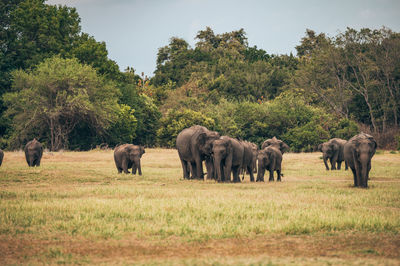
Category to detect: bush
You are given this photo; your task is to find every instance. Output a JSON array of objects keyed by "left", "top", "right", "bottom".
[
  {"left": 106, "top": 104, "right": 137, "bottom": 146},
  {"left": 283, "top": 120, "right": 330, "bottom": 152},
  {"left": 330, "top": 118, "right": 359, "bottom": 140},
  {"left": 157, "top": 108, "right": 216, "bottom": 147}
]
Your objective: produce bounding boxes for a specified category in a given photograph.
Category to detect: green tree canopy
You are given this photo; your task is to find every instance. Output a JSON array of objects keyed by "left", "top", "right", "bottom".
[{"left": 3, "top": 56, "right": 120, "bottom": 150}]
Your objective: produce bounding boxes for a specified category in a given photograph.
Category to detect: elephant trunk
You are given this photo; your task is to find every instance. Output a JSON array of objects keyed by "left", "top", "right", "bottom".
[
  {"left": 360, "top": 153, "right": 369, "bottom": 188},
  {"left": 214, "top": 157, "right": 223, "bottom": 182},
  {"left": 256, "top": 160, "right": 265, "bottom": 182}
]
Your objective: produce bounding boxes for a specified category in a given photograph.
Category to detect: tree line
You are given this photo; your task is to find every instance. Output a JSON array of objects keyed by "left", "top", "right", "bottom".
[{"left": 0, "top": 1, "right": 399, "bottom": 151}]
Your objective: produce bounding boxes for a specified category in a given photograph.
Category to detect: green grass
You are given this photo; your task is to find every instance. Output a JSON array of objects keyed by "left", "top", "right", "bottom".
[{"left": 0, "top": 149, "right": 399, "bottom": 264}]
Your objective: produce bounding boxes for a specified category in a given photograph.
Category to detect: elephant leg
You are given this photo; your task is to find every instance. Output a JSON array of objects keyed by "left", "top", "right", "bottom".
[
  {"left": 138, "top": 160, "right": 142, "bottom": 176},
  {"left": 190, "top": 161, "right": 197, "bottom": 179},
  {"left": 323, "top": 156, "right": 329, "bottom": 170},
  {"left": 132, "top": 164, "right": 137, "bottom": 175},
  {"left": 345, "top": 161, "right": 348, "bottom": 171},
  {"left": 122, "top": 158, "right": 130, "bottom": 174},
  {"left": 195, "top": 157, "right": 204, "bottom": 179},
  {"left": 117, "top": 167, "right": 123, "bottom": 174},
  {"left": 268, "top": 168, "right": 274, "bottom": 182},
  {"left": 232, "top": 166, "right": 240, "bottom": 183},
  {"left": 277, "top": 169, "right": 281, "bottom": 182},
  {"left": 330, "top": 158, "right": 337, "bottom": 170},
  {"left": 337, "top": 161, "right": 342, "bottom": 170},
  {"left": 180, "top": 159, "right": 190, "bottom": 179},
  {"left": 248, "top": 166, "right": 255, "bottom": 182},
  {"left": 350, "top": 168, "right": 358, "bottom": 186}
]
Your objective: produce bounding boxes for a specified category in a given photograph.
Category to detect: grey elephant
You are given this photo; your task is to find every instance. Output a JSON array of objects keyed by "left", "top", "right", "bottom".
[
  {"left": 240, "top": 141, "right": 256, "bottom": 182},
  {"left": 256, "top": 146, "right": 282, "bottom": 182},
  {"left": 114, "top": 144, "right": 145, "bottom": 175},
  {"left": 261, "top": 137, "right": 289, "bottom": 154},
  {"left": 249, "top": 142, "right": 258, "bottom": 173},
  {"left": 212, "top": 136, "right": 244, "bottom": 182},
  {"left": 318, "top": 138, "right": 348, "bottom": 170},
  {"left": 344, "top": 133, "right": 377, "bottom": 188},
  {"left": 176, "top": 125, "right": 220, "bottom": 180},
  {"left": 0, "top": 149, "right": 3, "bottom": 166},
  {"left": 24, "top": 138, "right": 43, "bottom": 167}
]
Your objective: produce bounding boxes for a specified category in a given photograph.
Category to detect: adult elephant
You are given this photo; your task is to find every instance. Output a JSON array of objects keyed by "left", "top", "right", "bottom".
[
  {"left": 176, "top": 125, "right": 220, "bottom": 180},
  {"left": 0, "top": 149, "right": 3, "bottom": 166},
  {"left": 24, "top": 138, "right": 43, "bottom": 167},
  {"left": 261, "top": 137, "right": 289, "bottom": 154},
  {"left": 114, "top": 144, "right": 145, "bottom": 175},
  {"left": 257, "top": 146, "right": 282, "bottom": 182},
  {"left": 344, "top": 133, "right": 377, "bottom": 188},
  {"left": 240, "top": 141, "right": 256, "bottom": 182},
  {"left": 318, "top": 138, "right": 348, "bottom": 170},
  {"left": 212, "top": 136, "right": 244, "bottom": 182}
]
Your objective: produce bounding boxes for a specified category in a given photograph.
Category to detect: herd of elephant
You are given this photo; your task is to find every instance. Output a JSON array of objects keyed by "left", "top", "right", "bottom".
[
  {"left": 176, "top": 125, "right": 377, "bottom": 188},
  {"left": 0, "top": 126, "right": 377, "bottom": 188}
]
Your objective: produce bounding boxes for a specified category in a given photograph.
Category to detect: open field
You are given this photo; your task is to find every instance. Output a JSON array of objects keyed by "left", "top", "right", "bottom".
[{"left": 0, "top": 149, "right": 399, "bottom": 265}]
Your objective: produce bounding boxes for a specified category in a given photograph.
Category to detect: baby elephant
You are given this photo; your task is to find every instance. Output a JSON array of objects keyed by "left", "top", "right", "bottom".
[
  {"left": 318, "top": 138, "right": 348, "bottom": 170},
  {"left": 114, "top": 144, "right": 145, "bottom": 175},
  {"left": 257, "top": 146, "right": 282, "bottom": 182},
  {"left": 24, "top": 138, "right": 43, "bottom": 167}
]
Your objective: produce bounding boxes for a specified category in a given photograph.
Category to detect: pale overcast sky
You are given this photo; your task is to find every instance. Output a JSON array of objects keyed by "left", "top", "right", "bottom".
[{"left": 46, "top": 0, "right": 400, "bottom": 77}]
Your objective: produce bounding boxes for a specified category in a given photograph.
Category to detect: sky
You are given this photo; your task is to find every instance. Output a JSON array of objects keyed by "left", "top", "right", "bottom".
[{"left": 46, "top": 0, "right": 400, "bottom": 77}]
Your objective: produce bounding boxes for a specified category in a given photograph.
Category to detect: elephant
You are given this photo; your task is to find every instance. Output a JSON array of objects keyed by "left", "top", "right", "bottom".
[
  {"left": 212, "top": 136, "right": 244, "bottom": 182},
  {"left": 176, "top": 125, "right": 220, "bottom": 180},
  {"left": 261, "top": 137, "right": 289, "bottom": 154},
  {"left": 256, "top": 146, "right": 282, "bottom": 182},
  {"left": 249, "top": 142, "right": 258, "bottom": 173},
  {"left": 0, "top": 149, "right": 3, "bottom": 166},
  {"left": 24, "top": 139, "right": 43, "bottom": 167},
  {"left": 240, "top": 141, "right": 256, "bottom": 182},
  {"left": 318, "top": 138, "right": 348, "bottom": 170},
  {"left": 114, "top": 144, "right": 145, "bottom": 175},
  {"left": 344, "top": 133, "right": 377, "bottom": 188}
]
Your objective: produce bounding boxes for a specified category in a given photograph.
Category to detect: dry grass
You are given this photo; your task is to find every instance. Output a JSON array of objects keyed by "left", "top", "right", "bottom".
[{"left": 0, "top": 149, "right": 399, "bottom": 265}]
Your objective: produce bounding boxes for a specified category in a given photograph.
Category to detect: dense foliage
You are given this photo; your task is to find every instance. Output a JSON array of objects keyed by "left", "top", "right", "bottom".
[{"left": 0, "top": 1, "right": 398, "bottom": 150}]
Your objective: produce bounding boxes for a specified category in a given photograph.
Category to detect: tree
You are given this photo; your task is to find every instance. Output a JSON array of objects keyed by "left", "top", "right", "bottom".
[
  {"left": 3, "top": 56, "right": 120, "bottom": 150},
  {"left": 0, "top": 0, "right": 81, "bottom": 136}
]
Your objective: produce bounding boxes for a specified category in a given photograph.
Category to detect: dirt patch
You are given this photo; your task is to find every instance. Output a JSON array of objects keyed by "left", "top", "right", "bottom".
[{"left": 1, "top": 233, "right": 399, "bottom": 264}]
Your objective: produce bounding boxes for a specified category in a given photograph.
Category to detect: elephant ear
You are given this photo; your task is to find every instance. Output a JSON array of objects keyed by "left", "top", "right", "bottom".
[
  {"left": 318, "top": 144, "right": 323, "bottom": 152},
  {"left": 140, "top": 146, "right": 145, "bottom": 156},
  {"left": 225, "top": 140, "right": 233, "bottom": 155},
  {"left": 330, "top": 141, "right": 338, "bottom": 151},
  {"left": 280, "top": 141, "right": 289, "bottom": 153},
  {"left": 369, "top": 138, "right": 377, "bottom": 156},
  {"left": 197, "top": 132, "right": 207, "bottom": 146}
]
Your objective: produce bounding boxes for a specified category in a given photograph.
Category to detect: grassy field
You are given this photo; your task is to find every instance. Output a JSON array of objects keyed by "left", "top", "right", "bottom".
[{"left": 0, "top": 149, "right": 399, "bottom": 265}]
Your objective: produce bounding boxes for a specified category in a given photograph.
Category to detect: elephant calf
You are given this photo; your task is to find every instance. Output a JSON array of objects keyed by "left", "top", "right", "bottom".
[
  {"left": 212, "top": 136, "right": 244, "bottom": 182},
  {"left": 318, "top": 138, "right": 348, "bottom": 170},
  {"left": 114, "top": 144, "right": 145, "bottom": 175},
  {"left": 24, "top": 138, "right": 43, "bottom": 167},
  {"left": 240, "top": 141, "right": 256, "bottom": 182},
  {"left": 0, "top": 149, "right": 3, "bottom": 166},
  {"left": 344, "top": 133, "right": 377, "bottom": 188},
  {"left": 257, "top": 146, "right": 282, "bottom": 182}
]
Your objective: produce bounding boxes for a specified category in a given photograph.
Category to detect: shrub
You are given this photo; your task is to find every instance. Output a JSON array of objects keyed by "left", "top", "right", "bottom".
[
  {"left": 283, "top": 119, "right": 330, "bottom": 152},
  {"left": 157, "top": 108, "right": 216, "bottom": 147},
  {"left": 106, "top": 104, "right": 137, "bottom": 146}
]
